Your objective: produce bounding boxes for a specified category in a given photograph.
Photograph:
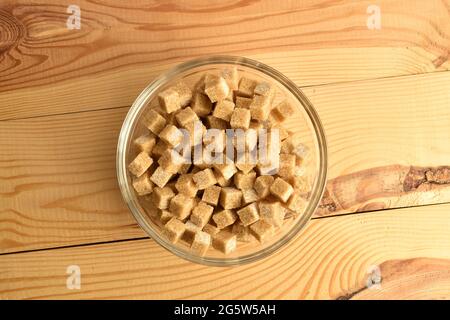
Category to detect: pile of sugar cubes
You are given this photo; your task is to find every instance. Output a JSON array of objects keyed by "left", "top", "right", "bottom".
[{"left": 128, "top": 66, "right": 309, "bottom": 256}]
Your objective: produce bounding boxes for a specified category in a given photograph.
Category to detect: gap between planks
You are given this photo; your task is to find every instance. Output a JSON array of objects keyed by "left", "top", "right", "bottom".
[
  {"left": 0, "top": 69, "right": 449, "bottom": 123},
  {"left": 1, "top": 69, "right": 448, "bottom": 254},
  {"left": 1, "top": 201, "right": 448, "bottom": 257}
]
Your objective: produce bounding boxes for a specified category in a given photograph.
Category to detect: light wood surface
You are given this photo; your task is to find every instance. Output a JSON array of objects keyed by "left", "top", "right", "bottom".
[
  {"left": 0, "top": 0, "right": 449, "bottom": 119},
  {"left": 1, "top": 204, "right": 449, "bottom": 300},
  {"left": 0, "top": 0, "right": 449, "bottom": 299},
  {"left": 1, "top": 71, "right": 449, "bottom": 253}
]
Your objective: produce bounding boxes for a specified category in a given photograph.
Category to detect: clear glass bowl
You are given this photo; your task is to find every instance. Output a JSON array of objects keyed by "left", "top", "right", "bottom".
[{"left": 116, "top": 56, "right": 327, "bottom": 266}]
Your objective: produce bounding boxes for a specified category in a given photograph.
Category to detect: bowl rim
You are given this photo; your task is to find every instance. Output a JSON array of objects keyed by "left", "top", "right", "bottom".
[{"left": 116, "top": 55, "right": 328, "bottom": 266}]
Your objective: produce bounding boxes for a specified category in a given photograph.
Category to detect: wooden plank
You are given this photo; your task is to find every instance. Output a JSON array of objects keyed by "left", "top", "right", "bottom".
[
  {"left": 305, "top": 71, "right": 450, "bottom": 215},
  {"left": 1, "top": 0, "right": 449, "bottom": 119},
  {"left": 0, "top": 71, "right": 449, "bottom": 254},
  {"left": 343, "top": 258, "right": 450, "bottom": 300},
  {"left": 0, "top": 203, "right": 449, "bottom": 300},
  {"left": 0, "top": 108, "right": 145, "bottom": 252}
]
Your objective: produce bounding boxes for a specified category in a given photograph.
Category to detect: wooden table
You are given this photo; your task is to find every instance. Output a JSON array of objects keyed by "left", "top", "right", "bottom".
[{"left": 1, "top": 0, "right": 449, "bottom": 300}]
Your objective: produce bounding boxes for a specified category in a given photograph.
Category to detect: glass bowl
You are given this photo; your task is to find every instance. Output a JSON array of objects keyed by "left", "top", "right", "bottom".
[{"left": 116, "top": 56, "right": 327, "bottom": 266}]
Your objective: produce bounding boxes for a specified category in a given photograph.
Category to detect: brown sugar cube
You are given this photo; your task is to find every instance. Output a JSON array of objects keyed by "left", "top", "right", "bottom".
[
  {"left": 280, "top": 135, "right": 304, "bottom": 154},
  {"left": 219, "top": 187, "right": 242, "bottom": 209},
  {"left": 237, "top": 77, "right": 257, "bottom": 97},
  {"left": 159, "top": 210, "right": 174, "bottom": 224},
  {"left": 280, "top": 136, "right": 295, "bottom": 154},
  {"left": 151, "top": 140, "right": 170, "bottom": 158},
  {"left": 192, "top": 168, "right": 217, "bottom": 190},
  {"left": 230, "top": 108, "right": 251, "bottom": 129},
  {"left": 254, "top": 175, "right": 274, "bottom": 198},
  {"left": 151, "top": 186, "right": 175, "bottom": 209},
  {"left": 150, "top": 166, "right": 173, "bottom": 188},
  {"left": 292, "top": 143, "right": 309, "bottom": 161},
  {"left": 144, "top": 109, "right": 167, "bottom": 135},
  {"left": 254, "top": 81, "right": 275, "bottom": 99},
  {"left": 249, "top": 220, "right": 275, "bottom": 243},
  {"left": 205, "top": 76, "right": 230, "bottom": 102},
  {"left": 242, "top": 188, "right": 260, "bottom": 204},
  {"left": 169, "top": 193, "right": 195, "bottom": 220},
  {"left": 158, "top": 88, "right": 179, "bottom": 114},
  {"left": 158, "top": 149, "right": 184, "bottom": 174},
  {"left": 256, "top": 162, "right": 279, "bottom": 176},
  {"left": 183, "top": 120, "right": 206, "bottom": 146},
  {"left": 175, "top": 107, "right": 199, "bottom": 128},
  {"left": 205, "top": 115, "right": 228, "bottom": 130},
  {"left": 158, "top": 81, "right": 192, "bottom": 114},
  {"left": 162, "top": 218, "right": 186, "bottom": 243},
  {"left": 236, "top": 152, "right": 257, "bottom": 174},
  {"left": 166, "top": 112, "right": 179, "bottom": 126},
  {"left": 183, "top": 220, "right": 201, "bottom": 243},
  {"left": 191, "top": 231, "right": 211, "bottom": 256},
  {"left": 287, "top": 192, "right": 307, "bottom": 215},
  {"left": 133, "top": 133, "right": 156, "bottom": 153},
  {"left": 270, "top": 177, "right": 294, "bottom": 202},
  {"left": 237, "top": 202, "right": 260, "bottom": 226},
  {"left": 233, "top": 170, "right": 257, "bottom": 190},
  {"left": 175, "top": 174, "right": 198, "bottom": 197},
  {"left": 213, "top": 160, "right": 237, "bottom": 180},
  {"left": 192, "top": 196, "right": 202, "bottom": 207},
  {"left": 259, "top": 201, "right": 285, "bottom": 227},
  {"left": 173, "top": 81, "right": 193, "bottom": 107},
  {"left": 194, "top": 161, "right": 210, "bottom": 170},
  {"left": 289, "top": 176, "right": 310, "bottom": 194},
  {"left": 212, "top": 231, "right": 237, "bottom": 254},
  {"left": 250, "top": 95, "right": 271, "bottom": 121},
  {"left": 191, "top": 201, "right": 214, "bottom": 228},
  {"left": 235, "top": 96, "right": 252, "bottom": 109},
  {"left": 191, "top": 92, "right": 212, "bottom": 117},
  {"left": 193, "top": 168, "right": 217, "bottom": 190},
  {"left": 150, "top": 103, "right": 166, "bottom": 114},
  {"left": 128, "top": 151, "right": 153, "bottom": 177},
  {"left": 236, "top": 162, "right": 256, "bottom": 174},
  {"left": 165, "top": 181, "right": 178, "bottom": 193},
  {"left": 213, "top": 209, "right": 238, "bottom": 229},
  {"left": 213, "top": 100, "right": 235, "bottom": 122},
  {"left": 271, "top": 101, "right": 295, "bottom": 123},
  {"left": 225, "top": 87, "right": 235, "bottom": 102},
  {"left": 221, "top": 67, "right": 239, "bottom": 90},
  {"left": 249, "top": 120, "right": 264, "bottom": 131},
  {"left": 270, "top": 123, "right": 290, "bottom": 141},
  {"left": 159, "top": 124, "right": 183, "bottom": 147},
  {"left": 132, "top": 172, "right": 154, "bottom": 196},
  {"left": 203, "top": 223, "right": 220, "bottom": 236},
  {"left": 214, "top": 169, "right": 231, "bottom": 187},
  {"left": 232, "top": 222, "right": 255, "bottom": 242},
  {"left": 190, "top": 166, "right": 201, "bottom": 174},
  {"left": 278, "top": 153, "right": 296, "bottom": 178},
  {"left": 178, "top": 163, "right": 191, "bottom": 174},
  {"left": 193, "top": 74, "right": 207, "bottom": 91},
  {"left": 202, "top": 185, "right": 222, "bottom": 206}
]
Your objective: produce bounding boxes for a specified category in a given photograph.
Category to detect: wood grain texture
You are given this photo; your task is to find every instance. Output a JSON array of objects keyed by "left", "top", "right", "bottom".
[
  {"left": 1, "top": 70, "right": 449, "bottom": 254},
  {"left": 0, "top": 0, "right": 449, "bottom": 119},
  {"left": 342, "top": 258, "right": 450, "bottom": 300},
  {"left": 1, "top": 204, "right": 449, "bottom": 300},
  {"left": 0, "top": 108, "right": 145, "bottom": 253},
  {"left": 317, "top": 165, "right": 450, "bottom": 216}
]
